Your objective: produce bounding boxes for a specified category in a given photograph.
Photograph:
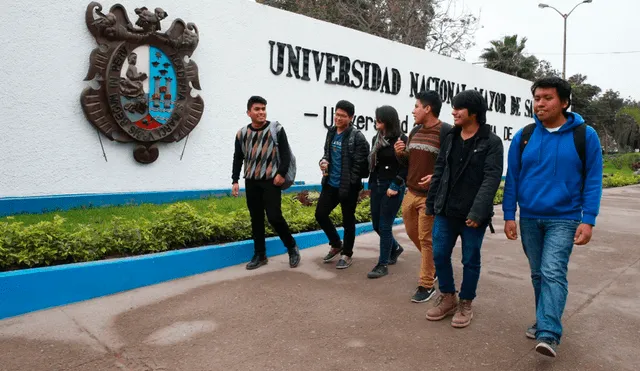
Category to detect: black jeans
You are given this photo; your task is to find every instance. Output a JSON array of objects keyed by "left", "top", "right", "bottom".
[
  {"left": 314, "top": 184, "right": 360, "bottom": 257},
  {"left": 245, "top": 179, "right": 296, "bottom": 256}
]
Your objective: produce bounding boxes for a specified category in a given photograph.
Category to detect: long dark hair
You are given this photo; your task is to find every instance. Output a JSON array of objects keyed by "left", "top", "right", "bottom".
[{"left": 375, "top": 105, "right": 401, "bottom": 137}]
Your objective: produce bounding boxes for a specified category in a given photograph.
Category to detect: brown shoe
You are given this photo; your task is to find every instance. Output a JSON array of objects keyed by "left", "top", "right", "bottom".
[
  {"left": 425, "top": 293, "right": 458, "bottom": 321},
  {"left": 451, "top": 300, "right": 473, "bottom": 328}
]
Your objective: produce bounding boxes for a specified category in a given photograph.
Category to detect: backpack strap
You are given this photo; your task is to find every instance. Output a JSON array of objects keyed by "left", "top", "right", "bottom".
[
  {"left": 573, "top": 123, "right": 587, "bottom": 191},
  {"left": 268, "top": 121, "right": 282, "bottom": 168},
  {"left": 407, "top": 124, "right": 423, "bottom": 145},
  {"left": 269, "top": 121, "right": 281, "bottom": 146},
  {"left": 519, "top": 123, "right": 537, "bottom": 160}
]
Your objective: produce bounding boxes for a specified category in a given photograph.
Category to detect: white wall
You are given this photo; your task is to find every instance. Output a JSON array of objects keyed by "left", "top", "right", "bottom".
[{"left": 0, "top": 0, "right": 535, "bottom": 198}]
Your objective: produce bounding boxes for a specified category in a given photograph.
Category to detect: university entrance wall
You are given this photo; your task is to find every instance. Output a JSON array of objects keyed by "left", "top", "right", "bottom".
[{"left": 0, "top": 0, "right": 534, "bottom": 199}]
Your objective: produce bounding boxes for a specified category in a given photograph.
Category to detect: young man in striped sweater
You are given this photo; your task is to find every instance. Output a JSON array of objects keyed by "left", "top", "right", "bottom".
[
  {"left": 231, "top": 96, "right": 301, "bottom": 270},
  {"left": 394, "top": 90, "right": 451, "bottom": 303}
]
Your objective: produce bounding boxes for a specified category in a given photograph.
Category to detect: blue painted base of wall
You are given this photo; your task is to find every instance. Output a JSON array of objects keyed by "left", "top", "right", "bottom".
[
  {"left": 0, "top": 217, "right": 403, "bottom": 320},
  {"left": 0, "top": 183, "right": 326, "bottom": 217}
]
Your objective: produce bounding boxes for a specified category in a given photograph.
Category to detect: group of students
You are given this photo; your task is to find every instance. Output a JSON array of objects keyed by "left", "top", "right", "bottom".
[{"left": 231, "top": 76, "right": 603, "bottom": 358}]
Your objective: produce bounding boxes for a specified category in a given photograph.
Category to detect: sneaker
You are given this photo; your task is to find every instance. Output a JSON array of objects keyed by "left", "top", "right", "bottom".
[
  {"left": 323, "top": 245, "right": 342, "bottom": 263},
  {"left": 451, "top": 299, "right": 473, "bottom": 328},
  {"left": 535, "top": 338, "right": 558, "bottom": 358},
  {"left": 526, "top": 323, "right": 537, "bottom": 339},
  {"left": 336, "top": 255, "right": 352, "bottom": 269},
  {"left": 411, "top": 286, "right": 436, "bottom": 303},
  {"left": 288, "top": 245, "right": 301, "bottom": 268},
  {"left": 246, "top": 254, "right": 268, "bottom": 270},
  {"left": 388, "top": 245, "right": 404, "bottom": 265},
  {"left": 434, "top": 274, "right": 438, "bottom": 283},
  {"left": 426, "top": 293, "right": 458, "bottom": 321},
  {"left": 367, "top": 264, "right": 388, "bottom": 279}
]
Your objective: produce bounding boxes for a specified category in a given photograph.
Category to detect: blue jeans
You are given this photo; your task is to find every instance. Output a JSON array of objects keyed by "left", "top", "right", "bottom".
[
  {"left": 520, "top": 218, "right": 579, "bottom": 343},
  {"left": 432, "top": 215, "right": 488, "bottom": 300},
  {"left": 370, "top": 179, "right": 405, "bottom": 265}
]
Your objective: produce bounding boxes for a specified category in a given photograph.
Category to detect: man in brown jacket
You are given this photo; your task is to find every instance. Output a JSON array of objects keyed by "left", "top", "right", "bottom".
[{"left": 395, "top": 90, "right": 451, "bottom": 303}]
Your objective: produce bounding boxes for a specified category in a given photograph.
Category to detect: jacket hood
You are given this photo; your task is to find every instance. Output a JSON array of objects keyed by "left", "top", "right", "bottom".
[{"left": 534, "top": 112, "right": 585, "bottom": 132}]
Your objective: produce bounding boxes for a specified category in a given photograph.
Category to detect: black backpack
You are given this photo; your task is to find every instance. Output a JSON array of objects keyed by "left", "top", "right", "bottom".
[{"left": 519, "top": 122, "right": 587, "bottom": 190}]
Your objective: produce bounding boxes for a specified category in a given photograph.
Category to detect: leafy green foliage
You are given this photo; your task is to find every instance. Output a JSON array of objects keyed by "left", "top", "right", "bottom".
[
  {"left": 493, "top": 188, "right": 504, "bottom": 205},
  {"left": 479, "top": 35, "right": 539, "bottom": 81},
  {"left": 0, "top": 192, "right": 373, "bottom": 271},
  {"left": 602, "top": 173, "right": 640, "bottom": 188}
]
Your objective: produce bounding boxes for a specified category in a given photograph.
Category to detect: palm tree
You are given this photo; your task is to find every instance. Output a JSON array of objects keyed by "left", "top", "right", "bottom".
[{"left": 479, "top": 35, "right": 539, "bottom": 81}]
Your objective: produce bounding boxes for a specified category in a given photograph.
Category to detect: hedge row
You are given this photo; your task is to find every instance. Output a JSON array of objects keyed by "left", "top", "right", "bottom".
[
  {"left": 0, "top": 193, "right": 371, "bottom": 271},
  {"left": 602, "top": 173, "right": 640, "bottom": 188}
]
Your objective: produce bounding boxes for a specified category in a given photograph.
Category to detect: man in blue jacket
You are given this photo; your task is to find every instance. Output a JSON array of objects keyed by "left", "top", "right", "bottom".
[{"left": 503, "top": 77, "right": 603, "bottom": 358}]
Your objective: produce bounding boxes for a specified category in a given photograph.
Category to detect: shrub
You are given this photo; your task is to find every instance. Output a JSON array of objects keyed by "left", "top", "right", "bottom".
[
  {"left": 493, "top": 188, "right": 504, "bottom": 205},
  {"left": 603, "top": 173, "right": 640, "bottom": 188},
  {"left": 0, "top": 193, "right": 374, "bottom": 272}
]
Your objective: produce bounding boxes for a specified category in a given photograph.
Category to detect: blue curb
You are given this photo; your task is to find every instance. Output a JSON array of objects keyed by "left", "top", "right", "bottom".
[{"left": 0, "top": 217, "right": 403, "bottom": 320}]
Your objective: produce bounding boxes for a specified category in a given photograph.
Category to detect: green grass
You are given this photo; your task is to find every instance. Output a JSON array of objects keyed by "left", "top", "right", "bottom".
[
  {"left": 603, "top": 161, "right": 634, "bottom": 176},
  {"left": 604, "top": 152, "right": 640, "bottom": 176},
  {"left": 0, "top": 196, "right": 248, "bottom": 232}
]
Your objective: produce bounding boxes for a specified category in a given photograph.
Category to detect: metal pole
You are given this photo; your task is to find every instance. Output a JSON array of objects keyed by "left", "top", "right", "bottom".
[
  {"left": 539, "top": 1, "right": 592, "bottom": 79},
  {"left": 563, "top": 15, "right": 567, "bottom": 79}
]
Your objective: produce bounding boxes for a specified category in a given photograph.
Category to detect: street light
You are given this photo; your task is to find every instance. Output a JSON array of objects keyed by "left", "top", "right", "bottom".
[{"left": 538, "top": 0, "right": 593, "bottom": 79}]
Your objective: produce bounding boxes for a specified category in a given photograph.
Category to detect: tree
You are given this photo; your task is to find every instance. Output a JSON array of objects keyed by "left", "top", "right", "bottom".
[
  {"left": 615, "top": 107, "right": 640, "bottom": 150},
  {"left": 479, "top": 35, "right": 539, "bottom": 80},
  {"left": 423, "top": 0, "right": 479, "bottom": 60},
  {"left": 569, "top": 74, "right": 601, "bottom": 125},
  {"left": 593, "top": 90, "right": 625, "bottom": 152},
  {"left": 569, "top": 75, "right": 639, "bottom": 152},
  {"left": 568, "top": 74, "right": 604, "bottom": 147},
  {"left": 534, "top": 60, "right": 561, "bottom": 79},
  {"left": 256, "top": 0, "right": 479, "bottom": 59}
]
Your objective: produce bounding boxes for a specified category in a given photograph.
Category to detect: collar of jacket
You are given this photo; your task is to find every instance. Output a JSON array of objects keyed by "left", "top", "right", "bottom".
[
  {"left": 450, "top": 123, "right": 492, "bottom": 138},
  {"left": 329, "top": 125, "right": 354, "bottom": 135}
]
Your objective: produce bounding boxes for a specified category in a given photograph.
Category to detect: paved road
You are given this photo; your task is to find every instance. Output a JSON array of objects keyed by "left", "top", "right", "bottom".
[{"left": 1, "top": 185, "right": 639, "bottom": 371}]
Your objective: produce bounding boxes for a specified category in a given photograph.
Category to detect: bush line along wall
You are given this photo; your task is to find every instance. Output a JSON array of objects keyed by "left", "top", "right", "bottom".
[{"left": 0, "top": 191, "right": 372, "bottom": 271}]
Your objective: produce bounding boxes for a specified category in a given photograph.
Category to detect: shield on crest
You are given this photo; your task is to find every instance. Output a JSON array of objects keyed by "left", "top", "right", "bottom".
[{"left": 81, "top": 2, "right": 204, "bottom": 164}]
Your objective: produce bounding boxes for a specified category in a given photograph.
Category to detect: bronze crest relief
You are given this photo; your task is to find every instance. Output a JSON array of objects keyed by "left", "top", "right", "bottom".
[{"left": 81, "top": 2, "right": 204, "bottom": 163}]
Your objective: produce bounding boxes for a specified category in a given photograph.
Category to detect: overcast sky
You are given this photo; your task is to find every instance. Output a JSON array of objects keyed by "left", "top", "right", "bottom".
[{"left": 462, "top": 0, "right": 640, "bottom": 100}]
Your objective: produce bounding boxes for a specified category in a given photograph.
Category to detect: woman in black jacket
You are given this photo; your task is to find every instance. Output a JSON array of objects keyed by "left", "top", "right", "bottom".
[{"left": 367, "top": 105, "right": 409, "bottom": 279}]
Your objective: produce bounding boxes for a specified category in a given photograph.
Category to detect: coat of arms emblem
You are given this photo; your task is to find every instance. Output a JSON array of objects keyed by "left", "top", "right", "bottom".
[{"left": 81, "top": 2, "right": 204, "bottom": 163}]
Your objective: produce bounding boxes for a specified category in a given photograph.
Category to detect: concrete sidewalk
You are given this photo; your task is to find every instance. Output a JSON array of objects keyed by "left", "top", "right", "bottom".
[{"left": 1, "top": 185, "right": 639, "bottom": 371}]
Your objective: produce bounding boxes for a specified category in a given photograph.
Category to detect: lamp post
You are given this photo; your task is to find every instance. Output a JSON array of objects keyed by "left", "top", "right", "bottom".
[{"left": 538, "top": 0, "right": 593, "bottom": 79}]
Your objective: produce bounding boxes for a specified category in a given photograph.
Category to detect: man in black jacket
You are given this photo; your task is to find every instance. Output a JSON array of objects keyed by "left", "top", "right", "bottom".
[
  {"left": 316, "top": 100, "right": 370, "bottom": 269},
  {"left": 425, "top": 90, "right": 503, "bottom": 328}
]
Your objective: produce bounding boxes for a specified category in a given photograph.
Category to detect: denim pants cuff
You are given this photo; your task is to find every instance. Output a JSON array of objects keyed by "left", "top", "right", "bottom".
[{"left": 536, "top": 330, "right": 560, "bottom": 343}]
